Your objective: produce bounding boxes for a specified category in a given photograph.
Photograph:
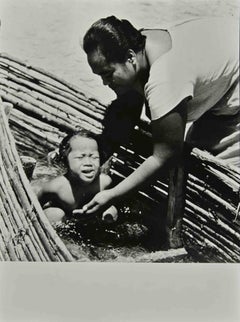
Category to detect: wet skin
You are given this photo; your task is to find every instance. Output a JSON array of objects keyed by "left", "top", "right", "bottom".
[{"left": 67, "top": 136, "right": 100, "bottom": 185}]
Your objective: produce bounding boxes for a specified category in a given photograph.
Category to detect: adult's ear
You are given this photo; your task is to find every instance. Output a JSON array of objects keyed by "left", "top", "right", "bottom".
[{"left": 126, "top": 49, "right": 137, "bottom": 64}]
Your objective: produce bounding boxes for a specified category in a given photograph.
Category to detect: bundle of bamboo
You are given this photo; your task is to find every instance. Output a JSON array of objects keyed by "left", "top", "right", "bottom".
[
  {"left": 0, "top": 53, "right": 105, "bottom": 155},
  {"left": 0, "top": 101, "right": 73, "bottom": 261},
  {"left": 183, "top": 149, "right": 240, "bottom": 262},
  {"left": 0, "top": 53, "right": 169, "bottom": 208},
  {"left": 1, "top": 53, "right": 239, "bottom": 262}
]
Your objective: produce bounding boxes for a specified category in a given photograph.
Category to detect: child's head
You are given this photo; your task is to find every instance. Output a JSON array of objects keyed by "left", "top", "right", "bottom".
[{"left": 59, "top": 130, "right": 101, "bottom": 184}]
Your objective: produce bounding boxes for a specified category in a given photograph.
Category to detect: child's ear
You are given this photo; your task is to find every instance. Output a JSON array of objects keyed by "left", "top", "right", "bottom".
[
  {"left": 100, "top": 156, "right": 113, "bottom": 175},
  {"left": 47, "top": 149, "right": 59, "bottom": 166}
]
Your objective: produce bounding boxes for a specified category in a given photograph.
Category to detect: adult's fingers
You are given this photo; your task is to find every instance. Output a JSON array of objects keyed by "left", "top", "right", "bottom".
[
  {"left": 85, "top": 204, "right": 101, "bottom": 214},
  {"left": 72, "top": 209, "right": 85, "bottom": 215}
]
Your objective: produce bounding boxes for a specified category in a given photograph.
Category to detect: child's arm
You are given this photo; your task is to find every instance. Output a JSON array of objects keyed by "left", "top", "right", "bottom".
[
  {"left": 32, "top": 178, "right": 67, "bottom": 224},
  {"left": 32, "top": 177, "right": 61, "bottom": 207},
  {"left": 99, "top": 173, "right": 113, "bottom": 191}
]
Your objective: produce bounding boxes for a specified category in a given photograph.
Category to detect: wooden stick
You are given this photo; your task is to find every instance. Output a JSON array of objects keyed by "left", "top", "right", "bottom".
[
  {"left": 0, "top": 142, "right": 57, "bottom": 260},
  {"left": 183, "top": 215, "right": 240, "bottom": 257},
  {"left": 182, "top": 223, "right": 237, "bottom": 262},
  {"left": 182, "top": 229, "right": 230, "bottom": 262},
  {"left": 185, "top": 200, "right": 240, "bottom": 241},
  {"left": 0, "top": 160, "right": 50, "bottom": 261},
  {"left": 191, "top": 148, "right": 240, "bottom": 182},
  {"left": 0, "top": 53, "right": 107, "bottom": 110},
  {"left": 0, "top": 58, "right": 106, "bottom": 113},
  {"left": 0, "top": 105, "right": 73, "bottom": 261},
  {"left": 0, "top": 232, "right": 11, "bottom": 261},
  {"left": 186, "top": 184, "right": 239, "bottom": 226},
  {"left": 0, "top": 77, "right": 105, "bottom": 123},
  {"left": 0, "top": 186, "right": 31, "bottom": 261},
  {"left": 0, "top": 214, "right": 18, "bottom": 261},
  {"left": 187, "top": 174, "right": 237, "bottom": 216}
]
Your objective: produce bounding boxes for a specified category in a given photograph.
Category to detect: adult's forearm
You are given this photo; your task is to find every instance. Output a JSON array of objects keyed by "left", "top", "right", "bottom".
[{"left": 111, "top": 154, "right": 169, "bottom": 200}]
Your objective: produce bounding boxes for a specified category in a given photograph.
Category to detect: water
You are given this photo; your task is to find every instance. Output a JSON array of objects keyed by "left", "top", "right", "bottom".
[{"left": 1, "top": 0, "right": 238, "bottom": 262}]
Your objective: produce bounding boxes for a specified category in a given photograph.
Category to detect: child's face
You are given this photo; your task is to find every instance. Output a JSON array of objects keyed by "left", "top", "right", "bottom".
[{"left": 67, "top": 136, "right": 100, "bottom": 184}]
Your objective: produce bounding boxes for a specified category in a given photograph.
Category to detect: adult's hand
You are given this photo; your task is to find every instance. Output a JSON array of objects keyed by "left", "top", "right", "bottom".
[{"left": 80, "top": 189, "right": 115, "bottom": 215}]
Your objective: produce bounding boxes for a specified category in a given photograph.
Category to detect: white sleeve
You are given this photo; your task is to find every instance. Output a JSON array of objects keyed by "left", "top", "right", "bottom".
[{"left": 144, "top": 57, "right": 194, "bottom": 120}]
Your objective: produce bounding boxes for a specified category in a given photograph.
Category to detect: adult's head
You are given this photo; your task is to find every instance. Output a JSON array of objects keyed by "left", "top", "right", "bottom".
[
  {"left": 59, "top": 130, "right": 102, "bottom": 184},
  {"left": 83, "top": 16, "right": 146, "bottom": 90}
]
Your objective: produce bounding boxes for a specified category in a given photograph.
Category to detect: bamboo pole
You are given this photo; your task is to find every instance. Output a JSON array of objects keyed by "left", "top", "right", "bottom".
[
  {"left": 183, "top": 214, "right": 240, "bottom": 256},
  {"left": 186, "top": 181, "right": 239, "bottom": 225},
  {"left": 183, "top": 228, "right": 232, "bottom": 263},
  {"left": 1, "top": 139, "right": 59, "bottom": 261},
  {"left": 0, "top": 232, "right": 11, "bottom": 261},
  {"left": 0, "top": 104, "right": 73, "bottom": 261},
  {"left": 184, "top": 210, "right": 240, "bottom": 255},
  {"left": 12, "top": 108, "right": 66, "bottom": 135},
  {"left": 4, "top": 124, "right": 74, "bottom": 262},
  {"left": 186, "top": 163, "right": 239, "bottom": 206},
  {"left": 0, "top": 53, "right": 107, "bottom": 110},
  {"left": 165, "top": 164, "right": 185, "bottom": 249},
  {"left": 184, "top": 201, "right": 240, "bottom": 243},
  {"left": 0, "top": 158, "right": 50, "bottom": 261},
  {"left": 0, "top": 56, "right": 106, "bottom": 114},
  {"left": 0, "top": 77, "right": 105, "bottom": 121},
  {"left": 0, "top": 77, "right": 104, "bottom": 128},
  {"left": 0, "top": 214, "right": 18, "bottom": 261},
  {"left": 190, "top": 148, "right": 240, "bottom": 182},
  {"left": 0, "top": 187, "right": 31, "bottom": 261},
  {"left": 183, "top": 220, "right": 237, "bottom": 262}
]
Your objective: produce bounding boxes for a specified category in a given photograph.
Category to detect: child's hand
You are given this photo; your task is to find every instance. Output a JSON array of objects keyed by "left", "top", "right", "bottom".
[{"left": 102, "top": 205, "right": 118, "bottom": 224}]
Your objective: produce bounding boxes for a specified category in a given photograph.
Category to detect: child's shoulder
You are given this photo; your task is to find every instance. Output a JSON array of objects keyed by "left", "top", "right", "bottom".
[
  {"left": 99, "top": 173, "right": 112, "bottom": 190},
  {"left": 41, "top": 175, "right": 68, "bottom": 192}
]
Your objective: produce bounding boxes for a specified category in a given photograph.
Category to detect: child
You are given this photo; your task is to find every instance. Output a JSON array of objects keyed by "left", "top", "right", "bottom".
[{"left": 33, "top": 130, "right": 118, "bottom": 224}]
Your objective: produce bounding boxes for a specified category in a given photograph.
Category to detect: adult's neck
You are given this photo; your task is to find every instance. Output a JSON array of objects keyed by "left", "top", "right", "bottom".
[{"left": 133, "top": 50, "right": 150, "bottom": 94}]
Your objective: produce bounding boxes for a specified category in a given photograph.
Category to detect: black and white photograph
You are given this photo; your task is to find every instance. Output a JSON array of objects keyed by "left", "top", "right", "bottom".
[{"left": 0, "top": 0, "right": 239, "bottom": 321}]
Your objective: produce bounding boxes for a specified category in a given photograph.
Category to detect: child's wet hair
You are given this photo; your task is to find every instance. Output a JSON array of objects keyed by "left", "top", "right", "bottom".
[{"left": 58, "top": 129, "right": 104, "bottom": 167}]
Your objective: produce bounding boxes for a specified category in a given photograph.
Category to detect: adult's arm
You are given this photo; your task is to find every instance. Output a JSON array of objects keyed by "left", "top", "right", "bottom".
[{"left": 83, "top": 99, "right": 188, "bottom": 214}]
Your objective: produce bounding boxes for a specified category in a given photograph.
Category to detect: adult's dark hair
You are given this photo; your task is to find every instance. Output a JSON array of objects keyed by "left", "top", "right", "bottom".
[
  {"left": 83, "top": 15, "right": 146, "bottom": 63},
  {"left": 58, "top": 129, "right": 104, "bottom": 166}
]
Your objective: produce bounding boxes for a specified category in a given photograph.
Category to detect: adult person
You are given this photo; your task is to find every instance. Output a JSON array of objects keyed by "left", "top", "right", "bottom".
[{"left": 80, "top": 15, "right": 239, "bottom": 215}]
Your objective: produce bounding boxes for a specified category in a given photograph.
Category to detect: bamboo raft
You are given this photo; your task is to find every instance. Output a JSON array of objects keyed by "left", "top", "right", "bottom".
[{"left": 0, "top": 53, "right": 239, "bottom": 262}]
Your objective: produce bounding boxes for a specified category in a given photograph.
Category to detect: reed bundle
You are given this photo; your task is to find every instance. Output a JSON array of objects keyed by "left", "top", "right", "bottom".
[
  {"left": 0, "top": 53, "right": 169, "bottom": 207},
  {"left": 1, "top": 53, "right": 239, "bottom": 262},
  {"left": 0, "top": 102, "right": 73, "bottom": 261},
  {"left": 0, "top": 53, "right": 104, "bottom": 151},
  {"left": 182, "top": 148, "right": 240, "bottom": 262}
]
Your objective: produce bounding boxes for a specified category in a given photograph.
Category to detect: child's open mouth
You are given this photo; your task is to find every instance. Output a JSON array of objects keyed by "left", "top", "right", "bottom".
[{"left": 81, "top": 169, "right": 95, "bottom": 178}]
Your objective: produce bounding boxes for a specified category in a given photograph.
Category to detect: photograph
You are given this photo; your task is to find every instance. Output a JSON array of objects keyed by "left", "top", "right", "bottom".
[{"left": 0, "top": 0, "right": 239, "bottom": 321}]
